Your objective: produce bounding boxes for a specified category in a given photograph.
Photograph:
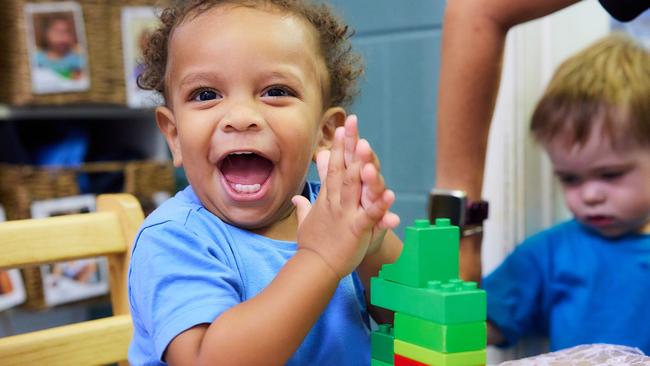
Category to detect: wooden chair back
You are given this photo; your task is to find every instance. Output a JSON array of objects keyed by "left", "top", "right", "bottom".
[{"left": 0, "top": 194, "right": 143, "bottom": 366}]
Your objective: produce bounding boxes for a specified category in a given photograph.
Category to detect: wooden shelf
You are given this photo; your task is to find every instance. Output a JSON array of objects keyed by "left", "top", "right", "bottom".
[{"left": 0, "top": 104, "right": 154, "bottom": 122}]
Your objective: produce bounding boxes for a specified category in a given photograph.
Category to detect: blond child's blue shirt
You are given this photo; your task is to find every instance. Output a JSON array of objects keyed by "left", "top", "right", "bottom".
[
  {"left": 128, "top": 182, "right": 371, "bottom": 365},
  {"left": 484, "top": 219, "right": 650, "bottom": 353}
]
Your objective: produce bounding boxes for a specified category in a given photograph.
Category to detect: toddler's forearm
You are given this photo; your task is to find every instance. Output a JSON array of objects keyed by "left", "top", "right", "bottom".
[{"left": 195, "top": 249, "right": 339, "bottom": 366}]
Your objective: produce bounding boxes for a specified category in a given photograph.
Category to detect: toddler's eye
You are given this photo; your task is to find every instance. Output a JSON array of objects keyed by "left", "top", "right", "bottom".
[
  {"left": 263, "top": 86, "right": 295, "bottom": 98},
  {"left": 601, "top": 171, "right": 624, "bottom": 181},
  {"left": 558, "top": 174, "right": 579, "bottom": 186},
  {"left": 192, "top": 89, "right": 220, "bottom": 102}
]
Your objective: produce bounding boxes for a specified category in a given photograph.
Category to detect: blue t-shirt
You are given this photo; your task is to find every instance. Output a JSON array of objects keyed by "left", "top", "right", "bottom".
[
  {"left": 35, "top": 50, "right": 84, "bottom": 78},
  {"left": 128, "top": 182, "right": 371, "bottom": 365},
  {"left": 483, "top": 219, "right": 650, "bottom": 353}
]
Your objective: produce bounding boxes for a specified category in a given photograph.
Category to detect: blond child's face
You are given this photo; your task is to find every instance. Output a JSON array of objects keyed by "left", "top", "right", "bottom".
[
  {"left": 544, "top": 126, "right": 650, "bottom": 238},
  {"left": 156, "top": 5, "right": 343, "bottom": 236}
]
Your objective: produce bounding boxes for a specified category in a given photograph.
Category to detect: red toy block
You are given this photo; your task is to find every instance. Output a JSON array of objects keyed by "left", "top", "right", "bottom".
[{"left": 395, "top": 354, "right": 429, "bottom": 366}]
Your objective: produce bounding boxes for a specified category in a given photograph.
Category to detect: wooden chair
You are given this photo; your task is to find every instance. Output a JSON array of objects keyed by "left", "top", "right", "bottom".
[{"left": 0, "top": 194, "right": 144, "bottom": 366}]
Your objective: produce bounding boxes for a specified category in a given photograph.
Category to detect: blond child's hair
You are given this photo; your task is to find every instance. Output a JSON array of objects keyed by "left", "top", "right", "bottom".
[{"left": 531, "top": 33, "right": 650, "bottom": 149}]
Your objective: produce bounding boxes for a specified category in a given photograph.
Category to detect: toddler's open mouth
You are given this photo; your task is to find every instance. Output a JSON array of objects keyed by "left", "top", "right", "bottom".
[{"left": 219, "top": 151, "right": 274, "bottom": 196}]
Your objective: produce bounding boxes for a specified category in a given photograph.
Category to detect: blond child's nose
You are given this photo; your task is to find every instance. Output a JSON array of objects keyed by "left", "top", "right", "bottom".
[{"left": 580, "top": 182, "right": 606, "bottom": 205}]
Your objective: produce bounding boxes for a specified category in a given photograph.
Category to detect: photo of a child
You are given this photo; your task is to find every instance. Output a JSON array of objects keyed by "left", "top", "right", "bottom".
[
  {"left": 121, "top": 6, "right": 161, "bottom": 108},
  {"left": 24, "top": 2, "right": 90, "bottom": 94},
  {"left": 30, "top": 195, "right": 109, "bottom": 307}
]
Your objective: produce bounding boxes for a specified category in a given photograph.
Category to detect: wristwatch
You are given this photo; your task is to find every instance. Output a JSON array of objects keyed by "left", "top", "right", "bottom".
[{"left": 428, "top": 188, "right": 489, "bottom": 237}]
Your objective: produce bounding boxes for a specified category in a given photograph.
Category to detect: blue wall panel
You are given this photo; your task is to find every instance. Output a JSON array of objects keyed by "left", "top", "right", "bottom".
[{"left": 312, "top": 1, "right": 444, "bottom": 235}]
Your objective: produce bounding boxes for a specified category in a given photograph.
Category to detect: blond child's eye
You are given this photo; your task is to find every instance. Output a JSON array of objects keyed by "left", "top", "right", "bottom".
[
  {"left": 601, "top": 171, "right": 624, "bottom": 180},
  {"left": 558, "top": 174, "right": 579, "bottom": 186}
]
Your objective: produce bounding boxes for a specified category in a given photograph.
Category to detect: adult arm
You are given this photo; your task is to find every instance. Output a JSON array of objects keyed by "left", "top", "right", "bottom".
[{"left": 435, "top": 0, "right": 579, "bottom": 282}]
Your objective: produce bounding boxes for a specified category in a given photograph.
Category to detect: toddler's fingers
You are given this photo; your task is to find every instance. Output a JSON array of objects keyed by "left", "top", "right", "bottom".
[
  {"left": 326, "top": 127, "right": 346, "bottom": 205},
  {"left": 291, "top": 195, "right": 312, "bottom": 225},
  {"left": 376, "top": 190, "right": 400, "bottom": 230},
  {"left": 316, "top": 150, "right": 330, "bottom": 185},
  {"left": 355, "top": 139, "right": 381, "bottom": 171},
  {"left": 340, "top": 152, "right": 362, "bottom": 210},
  {"left": 360, "top": 162, "right": 386, "bottom": 202},
  {"left": 359, "top": 188, "right": 393, "bottom": 229},
  {"left": 344, "top": 115, "right": 359, "bottom": 167},
  {"left": 378, "top": 212, "right": 401, "bottom": 230}
]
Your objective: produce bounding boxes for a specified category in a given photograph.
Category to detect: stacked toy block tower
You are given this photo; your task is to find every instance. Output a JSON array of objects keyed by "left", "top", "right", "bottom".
[{"left": 370, "top": 218, "right": 487, "bottom": 366}]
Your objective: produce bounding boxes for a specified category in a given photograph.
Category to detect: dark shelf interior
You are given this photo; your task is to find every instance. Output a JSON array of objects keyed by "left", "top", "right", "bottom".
[{"left": 0, "top": 104, "right": 154, "bottom": 122}]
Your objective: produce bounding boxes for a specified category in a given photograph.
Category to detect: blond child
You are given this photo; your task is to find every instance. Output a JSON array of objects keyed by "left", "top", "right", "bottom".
[
  {"left": 128, "top": 1, "right": 402, "bottom": 365},
  {"left": 483, "top": 34, "right": 650, "bottom": 352}
]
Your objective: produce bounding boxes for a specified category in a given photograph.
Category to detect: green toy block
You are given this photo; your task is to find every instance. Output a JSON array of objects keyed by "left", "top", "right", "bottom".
[
  {"left": 395, "top": 313, "right": 486, "bottom": 353},
  {"left": 379, "top": 219, "right": 459, "bottom": 287},
  {"left": 394, "top": 340, "right": 486, "bottom": 366},
  {"left": 372, "top": 359, "right": 394, "bottom": 366},
  {"left": 372, "top": 324, "right": 395, "bottom": 364},
  {"left": 371, "top": 277, "right": 485, "bottom": 324}
]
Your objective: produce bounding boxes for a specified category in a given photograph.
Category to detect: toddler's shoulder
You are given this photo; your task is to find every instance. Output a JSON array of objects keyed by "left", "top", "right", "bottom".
[
  {"left": 515, "top": 220, "right": 588, "bottom": 257},
  {"left": 525, "top": 220, "right": 584, "bottom": 244},
  {"left": 133, "top": 186, "right": 233, "bottom": 257},
  {"left": 142, "top": 186, "right": 224, "bottom": 231}
]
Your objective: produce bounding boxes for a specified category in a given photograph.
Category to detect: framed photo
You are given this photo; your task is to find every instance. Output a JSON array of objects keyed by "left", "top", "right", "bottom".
[
  {"left": 121, "top": 6, "right": 162, "bottom": 108},
  {"left": 24, "top": 2, "right": 90, "bottom": 94},
  {"left": 0, "top": 205, "right": 27, "bottom": 312},
  {"left": 30, "top": 195, "right": 109, "bottom": 307}
]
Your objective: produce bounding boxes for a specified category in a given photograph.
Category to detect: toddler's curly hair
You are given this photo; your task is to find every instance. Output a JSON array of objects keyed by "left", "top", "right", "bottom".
[{"left": 138, "top": 0, "right": 363, "bottom": 108}]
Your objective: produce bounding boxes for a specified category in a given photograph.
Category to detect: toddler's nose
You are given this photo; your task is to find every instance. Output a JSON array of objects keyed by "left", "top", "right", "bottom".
[
  {"left": 580, "top": 181, "right": 606, "bottom": 205},
  {"left": 221, "top": 101, "right": 264, "bottom": 132}
]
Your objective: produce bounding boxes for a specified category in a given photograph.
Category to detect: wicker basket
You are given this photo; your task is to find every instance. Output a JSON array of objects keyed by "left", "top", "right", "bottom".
[
  {"left": 0, "top": 0, "right": 164, "bottom": 106},
  {"left": 0, "top": 160, "right": 175, "bottom": 309}
]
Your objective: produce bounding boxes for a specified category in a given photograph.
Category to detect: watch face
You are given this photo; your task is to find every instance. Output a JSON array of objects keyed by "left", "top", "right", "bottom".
[{"left": 428, "top": 192, "right": 466, "bottom": 227}]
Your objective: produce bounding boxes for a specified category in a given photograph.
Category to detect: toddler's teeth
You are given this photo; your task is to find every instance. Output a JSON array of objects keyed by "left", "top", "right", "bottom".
[{"left": 232, "top": 183, "right": 262, "bottom": 193}]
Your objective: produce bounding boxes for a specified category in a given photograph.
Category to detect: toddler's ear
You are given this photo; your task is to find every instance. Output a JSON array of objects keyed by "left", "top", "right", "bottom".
[
  {"left": 314, "top": 106, "right": 346, "bottom": 160},
  {"left": 156, "top": 106, "right": 183, "bottom": 167}
]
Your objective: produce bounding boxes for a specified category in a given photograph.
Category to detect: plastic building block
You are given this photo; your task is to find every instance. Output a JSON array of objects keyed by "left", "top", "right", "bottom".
[
  {"left": 372, "top": 324, "right": 395, "bottom": 364},
  {"left": 394, "top": 340, "right": 486, "bottom": 366},
  {"left": 394, "top": 313, "right": 486, "bottom": 353},
  {"left": 370, "top": 219, "right": 487, "bottom": 366},
  {"left": 394, "top": 354, "right": 429, "bottom": 366},
  {"left": 371, "top": 277, "right": 486, "bottom": 324},
  {"left": 372, "top": 359, "right": 394, "bottom": 366},
  {"left": 379, "top": 219, "right": 459, "bottom": 287}
]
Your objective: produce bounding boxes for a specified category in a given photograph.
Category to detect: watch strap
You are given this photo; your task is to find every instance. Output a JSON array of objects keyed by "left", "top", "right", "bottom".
[{"left": 466, "top": 200, "right": 489, "bottom": 226}]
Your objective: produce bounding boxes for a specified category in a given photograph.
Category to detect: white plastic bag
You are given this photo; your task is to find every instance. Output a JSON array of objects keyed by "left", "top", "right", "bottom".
[{"left": 501, "top": 344, "right": 650, "bottom": 366}]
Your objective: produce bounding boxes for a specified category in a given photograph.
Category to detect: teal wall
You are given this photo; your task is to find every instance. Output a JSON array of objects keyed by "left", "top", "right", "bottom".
[{"left": 312, "top": 1, "right": 444, "bottom": 235}]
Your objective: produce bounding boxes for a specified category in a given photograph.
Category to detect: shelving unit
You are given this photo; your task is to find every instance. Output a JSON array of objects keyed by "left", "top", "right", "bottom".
[
  {"left": 0, "top": 103, "right": 170, "bottom": 337},
  {"left": 0, "top": 104, "right": 156, "bottom": 121},
  {"left": 0, "top": 104, "right": 167, "bottom": 164}
]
